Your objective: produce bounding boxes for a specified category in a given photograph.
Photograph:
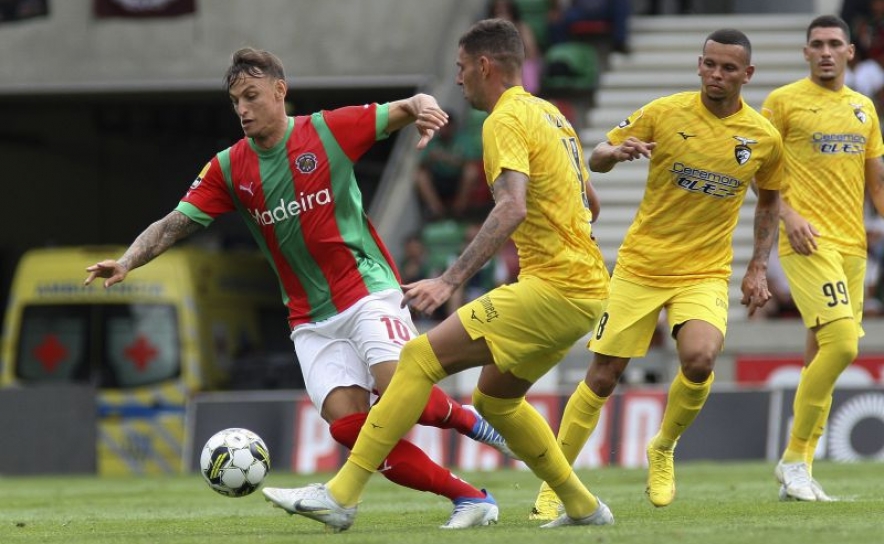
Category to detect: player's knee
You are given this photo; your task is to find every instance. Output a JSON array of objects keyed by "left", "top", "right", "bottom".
[
  {"left": 398, "top": 334, "right": 447, "bottom": 382},
  {"left": 587, "top": 357, "right": 625, "bottom": 395},
  {"left": 816, "top": 319, "right": 859, "bottom": 368},
  {"left": 679, "top": 349, "right": 715, "bottom": 382},
  {"left": 472, "top": 388, "right": 520, "bottom": 420}
]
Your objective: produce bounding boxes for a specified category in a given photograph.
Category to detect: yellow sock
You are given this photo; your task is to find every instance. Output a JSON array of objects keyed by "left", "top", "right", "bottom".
[
  {"left": 473, "top": 390, "right": 598, "bottom": 518},
  {"left": 327, "top": 334, "right": 446, "bottom": 507},
  {"left": 656, "top": 369, "right": 713, "bottom": 449},
  {"left": 558, "top": 381, "right": 608, "bottom": 464},
  {"left": 785, "top": 319, "right": 856, "bottom": 463},
  {"left": 805, "top": 394, "right": 832, "bottom": 474}
]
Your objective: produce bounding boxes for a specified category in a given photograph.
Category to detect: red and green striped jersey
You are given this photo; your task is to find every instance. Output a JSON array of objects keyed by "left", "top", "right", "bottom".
[{"left": 175, "top": 103, "right": 401, "bottom": 327}]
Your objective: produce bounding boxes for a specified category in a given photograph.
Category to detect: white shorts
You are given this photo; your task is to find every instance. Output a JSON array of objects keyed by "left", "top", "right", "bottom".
[{"left": 290, "top": 289, "right": 417, "bottom": 412}]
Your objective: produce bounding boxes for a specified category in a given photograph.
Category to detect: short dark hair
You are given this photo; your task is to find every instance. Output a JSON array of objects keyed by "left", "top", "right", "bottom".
[
  {"left": 704, "top": 28, "right": 752, "bottom": 63},
  {"left": 807, "top": 15, "right": 851, "bottom": 42},
  {"left": 458, "top": 18, "right": 524, "bottom": 73},
  {"left": 224, "top": 47, "right": 286, "bottom": 91}
]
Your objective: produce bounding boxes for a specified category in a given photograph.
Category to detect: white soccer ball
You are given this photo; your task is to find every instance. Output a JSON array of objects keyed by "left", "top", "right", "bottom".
[{"left": 200, "top": 428, "right": 270, "bottom": 497}]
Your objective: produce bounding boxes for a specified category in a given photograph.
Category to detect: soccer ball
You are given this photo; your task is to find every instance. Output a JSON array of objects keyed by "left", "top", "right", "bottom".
[{"left": 200, "top": 428, "right": 270, "bottom": 497}]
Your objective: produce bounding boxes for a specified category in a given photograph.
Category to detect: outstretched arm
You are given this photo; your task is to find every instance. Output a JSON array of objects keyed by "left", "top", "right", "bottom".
[
  {"left": 84, "top": 211, "right": 203, "bottom": 288},
  {"left": 588, "top": 137, "right": 656, "bottom": 173},
  {"left": 740, "top": 187, "right": 779, "bottom": 317},
  {"left": 402, "top": 169, "right": 528, "bottom": 315},
  {"left": 386, "top": 93, "right": 450, "bottom": 149}
]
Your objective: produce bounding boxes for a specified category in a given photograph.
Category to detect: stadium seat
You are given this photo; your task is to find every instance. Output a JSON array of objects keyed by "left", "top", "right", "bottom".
[
  {"left": 542, "top": 41, "right": 600, "bottom": 94},
  {"left": 421, "top": 220, "right": 466, "bottom": 272}
]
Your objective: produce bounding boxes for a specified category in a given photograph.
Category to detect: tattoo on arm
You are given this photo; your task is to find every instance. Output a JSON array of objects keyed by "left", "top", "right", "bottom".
[
  {"left": 441, "top": 172, "right": 526, "bottom": 286},
  {"left": 751, "top": 191, "right": 778, "bottom": 264},
  {"left": 443, "top": 214, "right": 509, "bottom": 286},
  {"left": 119, "top": 211, "right": 202, "bottom": 271}
]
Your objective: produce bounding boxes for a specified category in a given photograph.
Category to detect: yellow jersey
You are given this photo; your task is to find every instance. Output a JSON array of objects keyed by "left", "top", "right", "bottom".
[
  {"left": 606, "top": 91, "right": 783, "bottom": 287},
  {"left": 762, "top": 78, "right": 884, "bottom": 258},
  {"left": 482, "top": 86, "right": 609, "bottom": 299}
]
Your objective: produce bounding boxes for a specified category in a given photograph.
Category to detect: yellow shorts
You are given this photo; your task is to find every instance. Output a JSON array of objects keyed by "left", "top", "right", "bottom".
[
  {"left": 589, "top": 275, "right": 729, "bottom": 358},
  {"left": 456, "top": 275, "right": 605, "bottom": 383},
  {"left": 781, "top": 248, "right": 865, "bottom": 335}
]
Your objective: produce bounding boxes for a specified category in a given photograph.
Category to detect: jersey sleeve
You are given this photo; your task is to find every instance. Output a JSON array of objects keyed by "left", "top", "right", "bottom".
[
  {"left": 606, "top": 101, "right": 656, "bottom": 145},
  {"left": 866, "top": 103, "right": 884, "bottom": 159},
  {"left": 321, "top": 103, "right": 388, "bottom": 163},
  {"left": 760, "top": 90, "right": 787, "bottom": 135},
  {"left": 481, "top": 110, "right": 529, "bottom": 185},
  {"left": 175, "top": 157, "right": 234, "bottom": 226},
  {"left": 753, "top": 128, "right": 784, "bottom": 191}
]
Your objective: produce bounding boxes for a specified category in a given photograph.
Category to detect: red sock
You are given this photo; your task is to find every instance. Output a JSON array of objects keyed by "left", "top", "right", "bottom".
[
  {"left": 416, "top": 386, "right": 478, "bottom": 436},
  {"left": 329, "top": 412, "right": 484, "bottom": 501}
]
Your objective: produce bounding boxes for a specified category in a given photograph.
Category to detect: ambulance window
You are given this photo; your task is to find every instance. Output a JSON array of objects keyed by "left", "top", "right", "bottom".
[
  {"left": 16, "top": 305, "right": 90, "bottom": 383},
  {"left": 103, "top": 304, "right": 179, "bottom": 388}
]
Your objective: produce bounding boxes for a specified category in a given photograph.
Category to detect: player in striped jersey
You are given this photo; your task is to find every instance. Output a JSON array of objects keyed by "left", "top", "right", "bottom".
[
  {"left": 262, "top": 18, "right": 614, "bottom": 531},
  {"left": 84, "top": 47, "right": 509, "bottom": 528},
  {"left": 762, "top": 15, "right": 884, "bottom": 502}
]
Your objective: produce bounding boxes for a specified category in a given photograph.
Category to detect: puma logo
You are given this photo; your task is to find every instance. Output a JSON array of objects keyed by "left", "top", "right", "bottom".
[{"left": 239, "top": 182, "right": 256, "bottom": 196}]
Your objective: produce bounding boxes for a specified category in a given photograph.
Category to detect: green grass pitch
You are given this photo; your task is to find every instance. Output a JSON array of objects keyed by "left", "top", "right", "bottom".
[{"left": 1, "top": 461, "right": 881, "bottom": 543}]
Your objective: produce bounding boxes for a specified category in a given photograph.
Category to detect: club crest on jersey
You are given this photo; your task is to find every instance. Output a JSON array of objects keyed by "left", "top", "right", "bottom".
[
  {"left": 295, "top": 153, "right": 318, "bottom": 174},
  {"left": 190, "top": 162, "right": 211, "bottom": 190},
  {"left": 617, "top": 108, "right": 643, "bottom": 129},
  {"left": 733, "top": 136, "right": 757, "bottom": 165},
  {"left": 851, "top": 103, "right": 868, "bottom": 123}
]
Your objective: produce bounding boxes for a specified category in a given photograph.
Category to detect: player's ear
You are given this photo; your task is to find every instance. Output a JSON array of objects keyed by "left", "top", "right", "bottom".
[
  {"left": 274, "top": 78, "right": 287, "bottom": 100},
  {"left": 744, "top": 64, "right": 755, "bottom": 83}
]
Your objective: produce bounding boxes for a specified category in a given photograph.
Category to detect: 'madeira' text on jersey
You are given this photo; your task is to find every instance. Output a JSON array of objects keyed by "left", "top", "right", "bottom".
[{"left": 248, "top": 189, "right": 332, "bottom": 226}]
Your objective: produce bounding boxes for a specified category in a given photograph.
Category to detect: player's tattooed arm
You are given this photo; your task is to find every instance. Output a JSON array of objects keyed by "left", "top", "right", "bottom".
[
  {"left": 750, "top": 187, "right": 779, "bottom": 266},
  {"left": 440, "top": 169, "right": 527, "bottom": 287},
  {"left": 85, "top": 210, "right": 203, "bottom": 288},
  {"left": 118, "top": 211, "right": 203, "bottom": 271},
  {"left": 741, "top": 187, "right": 779, "bottom": 316}
]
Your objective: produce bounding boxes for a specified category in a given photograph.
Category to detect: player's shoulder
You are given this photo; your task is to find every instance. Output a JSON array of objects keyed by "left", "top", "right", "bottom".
[
  {"left": 842, "top": 85, "right": 876, "bottom": 108},
  {"left": 762, "top": 79, "right": 811, "bottom": 113},
  {"left": 747, "top": 108, "right": 783, "bottom": 141},
  {"left": 648, "top": 91, "right": 697, "bottom": 111},
  {"left": 487, "top": 94, "right": 532, "bottom": 127},
  {"left": 223, "top": 137, "right": 252, "bottom": 161},
  {"left": 768, "top": 78, "right": 807, "bottom": 98}
]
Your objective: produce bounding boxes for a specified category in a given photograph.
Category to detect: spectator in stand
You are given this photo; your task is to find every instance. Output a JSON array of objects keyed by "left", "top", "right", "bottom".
[
  {"left": 400, "top": 231, "right": 450, "bottom": 323},
  {"left": 848, "top": 0, "right": 884, "bottom": 102},
  {"left": 414, "top": 113, "right": 480, "bottom": 221},
  {"left": 547, "top": 0, "right": 631, "bottom": 54},
  {"left": 841, "top": 0, "right": 871, "bottom": 30},
  {"left": 399, "top": 232, "right": 433, "bottom": 285},
  {"left": 487, "top": 0, "right": 544, "bottom": 94}
]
